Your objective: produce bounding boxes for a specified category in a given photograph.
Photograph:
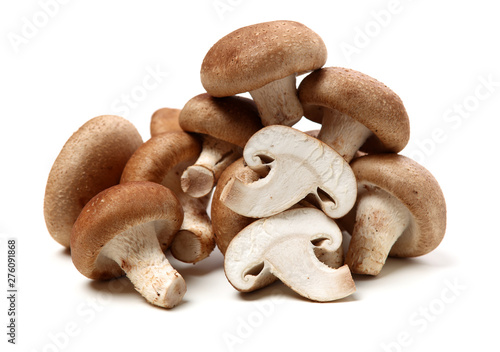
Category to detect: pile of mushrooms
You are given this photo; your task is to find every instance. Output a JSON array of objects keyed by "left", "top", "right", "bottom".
[{"left": 44, "top": 20, "right": 446, "bottom": 308}]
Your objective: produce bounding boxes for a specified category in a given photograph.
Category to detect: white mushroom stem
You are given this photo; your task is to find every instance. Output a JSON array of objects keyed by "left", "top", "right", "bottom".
[
  {"left": 99, "top": 222, "right": 186, "bottom": 308},
  {"left": 163, "top": 161, "right": 215, "bottom": 263},
  {"left": 181, "top": 135, "right": 241, "bottom": 198},
  {"left": 318, "top": 108, "right": 373, "bottom": 162},
  {"left": 249, "top": 74, "right": 303, "bottom": 126},
  {"left": 170, "top": 191, "right": 213, "bottom": 263},
  {"left": 345, "top": 186, "right": 412, "bottom": 276}
]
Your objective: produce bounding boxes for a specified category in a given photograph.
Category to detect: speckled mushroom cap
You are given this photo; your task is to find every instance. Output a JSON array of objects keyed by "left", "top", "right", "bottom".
[
  {"left": 348, "top": 154, "right": 446, "bottom": 257},
  {"left": 211, "top": 158, "right": 260, "bottom": 255},
  {"left": 44, "top": 115, "right": 143, "bottom": 248},
  {"left": 200, "top": 20, "right": 327, "bottom": 97},
  {"left": 150, "top": 107, "right": 182, "bottom": 137},
  {"left": 298, "top": 67, "right": 410, "bottom": 154},
  {"left": 71, "top": 181, "right": 183, "bottom": 280},
  {"left": 178, "top": 93, "right": 263, "bottom": 147},
  {"left": 121, "top": 131, "right": 201, "bottom": 184}
]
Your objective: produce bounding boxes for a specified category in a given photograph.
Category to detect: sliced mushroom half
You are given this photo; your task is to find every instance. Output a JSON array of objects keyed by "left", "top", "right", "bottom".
[
  {"left": 220, "top": 125, "right": 357, "bottom": 219},
  {"left": 224, "top": 208, "right": 356, "bottom": 302}
]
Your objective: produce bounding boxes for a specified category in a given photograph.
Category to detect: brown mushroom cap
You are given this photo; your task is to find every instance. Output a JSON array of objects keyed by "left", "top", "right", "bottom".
[
  {"left": 44, "top": 115, "right": 143, "bottom": 247},
  {"left": 71, "top": 181, "right": 183, "bottom": 280},
  {"left": 178, "top": 93, "right": 263, "bottom": 147},
  {"left": 298, "top": 67, "right": 410, "bottom": 154},
  {"left": 121, "top": 131, "right": 201, "bottom": 185},
  {"left": 200, "top": 20, "right": 327, "bottom": 97},
  {"left": 150, "top": 108, "right": 182, "bottom": 137},
  {"left": 211, "top": 158, "right": 260, "bottom": 255},
  {"left": 120, "top": 131, "right": 215, "bottom": 263},
  {"left": 348, "top": 154, "right": 446, "bottom": 257}
]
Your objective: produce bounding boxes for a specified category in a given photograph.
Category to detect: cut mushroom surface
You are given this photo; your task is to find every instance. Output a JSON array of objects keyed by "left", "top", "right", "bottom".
[
  {"left": 213, "top": 159, "right": 344, "bottom": 268},
  {"left": 201, "top": 20, "right": 327, "bottom": 126},
  {"left": 71, "top": 181, "right": 185, "bottom": 308},
  {"left": 220, "top": 125, "right": 357, "bottom": 219},
  {"left": 178, "top": 93, "right": 263, "bottom": 198},
  {"left": 121, "top": 131, "right": 215, "bottom": 264},
  {"left": 298, "top": 67, "right": 410, "bottom": 162},
  {"left": 44, "top": 115, "right": 143, "bottom": 247},
  {"left": 224, "top": 207, "right": 356, "bottom": 302},
  {"left": 341, "top": 154, "right": 447, "bottom": 275}
]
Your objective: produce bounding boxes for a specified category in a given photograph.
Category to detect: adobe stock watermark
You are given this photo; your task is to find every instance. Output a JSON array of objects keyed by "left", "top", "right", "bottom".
[
  {"left": 339, "top": 0, "right": 413, "bottom": 63},
  {"left": 222, "top": 288, "right": 285, "bottom": 352},
  {"left": 7, "top": 0, "right": 71, "bottom": 54},
  {"left": 110, "top": 64, "right": 169, "bottom": 118},
  {"left": 380, "top": 277, "right": 466, "bottom": 352},
  {"left": 29, "top": 279, "right": 129, "bottom": 352},
  {"left": 405, "top": 74, "right": 499, "bottom": 165},
  {"left": 212, "top": 0, "right": 245, "bottom": 21}
]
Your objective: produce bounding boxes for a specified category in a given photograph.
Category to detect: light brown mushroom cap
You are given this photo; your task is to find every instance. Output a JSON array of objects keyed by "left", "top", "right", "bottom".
[
  {"left": 211, "top": 158, "right": 260, "bottom": 255},
  {"left": 178, "top": 93, "right": 263, "bottom": 147},
  {"left": 71, "top": 181, "right": 183, "bottom": 280},
  {"left": 121, "top": 131, "right": 201, "bottom": 186},
  {"left": 347, "top": 154, "right": 447, "bottom": 257},
  {"left": 150, "top": 108, "right": 182, "bottom": 137},
  {"left": 200, "top": 20, "right": 327, "bottom": 97},
  {"left": 298, "top": 67, "right": 410, "bottom": 154},
  {"left": 44, "top": 115, "right": 143, "bottom": 248}
]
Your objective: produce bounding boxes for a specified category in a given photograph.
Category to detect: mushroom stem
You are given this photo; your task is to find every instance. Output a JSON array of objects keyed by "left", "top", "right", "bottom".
[
  {"left": 249, "top": 74, "right": 303, "bottom": 126},
  {"left": 345, "top": 186, "right": 411, "bottom": 276},
  {"left": 181, "top": 135, "right": 241, "bottom": 198},
  {"left": 318, "top": 108, "right": 372, "bottom": 162},
  {"left": 100, "top": 222, "right": 186, "bottom": 308},
  {"left": 170, "top": 192, "right": 214, "bottom": 263},
  {"left": 162, "top": 161, "right": 215, "bottom": 263}
]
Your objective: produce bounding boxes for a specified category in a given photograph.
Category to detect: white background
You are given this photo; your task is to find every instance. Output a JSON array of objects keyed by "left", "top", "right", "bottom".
[{"left": 1, "top": 0, "right": 498, "bottom": 351}]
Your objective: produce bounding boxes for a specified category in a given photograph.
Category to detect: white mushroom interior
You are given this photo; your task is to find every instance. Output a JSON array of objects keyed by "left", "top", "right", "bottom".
[
  {"left": 249, "top": 74, "right": 303, "bottom": 126},
  {"left": 181, "top": 134, "right": 242, "bottom": 198},
  {"left": 317, "top": 108, "right": 373, "bottom": 162},
  {"left": 98, "top": 221, "right": 186, "bottom": 308},
  {"left": 224, "top": 208, "right": 356, "bottom": 302},
  {"left": 345, "top": 183, "right": 414, "bottom": 276},
  {"left": 220, "top": 125, "right": 357, "bottom": 219},
  {"left": 164, "top": 160, "right": 214, "bottom": 264}
]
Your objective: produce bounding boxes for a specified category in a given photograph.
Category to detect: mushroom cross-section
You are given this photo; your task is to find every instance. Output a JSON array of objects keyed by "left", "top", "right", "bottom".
[
  {"left": 121, "top": 131, "right": 215, "bottom": 264},
  {"left": 224, "top": 208, "right": 356, "bottom": 302},
  {"left": 220, "top": 125, "right": 357, "bottom": 219},
  {"left": 341, "top": 154, "right": 447, "bottom": 276},
  {"left": 298, "top": 67, "right": 410, "bottom": 162},
  {"left": 178, "top": 93, "right": 263, "bottom": 198},
  {"left": 213, "top": 157, "right": 345, "bottom": 269},
  {"left": 201, "top": 20, "right": 327, "bottom": 126},
  {"left": 44, "top": 115, "right": 143, "bottom": 248},
  {"left": 71, "top": 181, "right": 186, "bottom": 308}
]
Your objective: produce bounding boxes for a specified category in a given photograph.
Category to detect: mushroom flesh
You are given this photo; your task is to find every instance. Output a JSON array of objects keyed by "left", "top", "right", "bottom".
[{"left": 224, "top": 207, "right": 356, "bottom": 301}]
